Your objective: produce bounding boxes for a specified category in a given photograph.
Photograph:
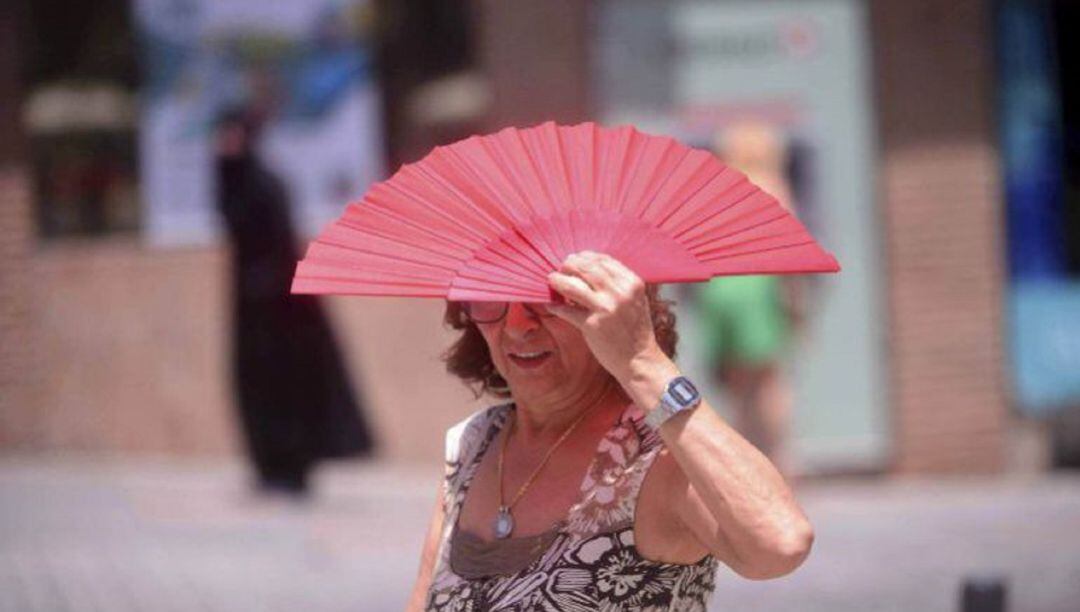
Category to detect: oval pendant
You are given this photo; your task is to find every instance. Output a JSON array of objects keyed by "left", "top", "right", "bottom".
[{"left": 493, "top": 506, "right": 514, "bottom": 539}]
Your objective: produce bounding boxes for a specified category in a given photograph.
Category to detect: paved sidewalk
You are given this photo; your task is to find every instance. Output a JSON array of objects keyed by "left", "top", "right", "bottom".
[{"left": 1, "top": 458, "right": 1078, "bottom": 612}]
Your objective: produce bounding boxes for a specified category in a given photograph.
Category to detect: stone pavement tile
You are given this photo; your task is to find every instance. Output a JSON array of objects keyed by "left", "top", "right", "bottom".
[{"left": 710, "top": 477, "right": 1080, "bottom": 612}]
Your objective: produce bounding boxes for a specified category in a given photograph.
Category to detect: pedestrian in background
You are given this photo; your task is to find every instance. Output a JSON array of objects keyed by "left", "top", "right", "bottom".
[
  {"left": 215, "top": 106, "right": 375, "bottom": 497},
  {"left": 694, "top": 122, "right": 808, "bottom": 476}
]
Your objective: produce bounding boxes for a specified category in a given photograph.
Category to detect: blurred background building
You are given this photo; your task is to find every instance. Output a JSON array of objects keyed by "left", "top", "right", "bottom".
[{"left": 1, "top": 0, "right": 1078, "bottom": 479}]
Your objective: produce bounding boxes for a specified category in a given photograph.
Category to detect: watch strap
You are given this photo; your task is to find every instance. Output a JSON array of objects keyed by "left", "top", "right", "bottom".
[
  {"left": 644, "top": 396, "right": 676, "bottom": 430},
  {"left": 644, "top": 376, "right": 701, "bottom": 430}
]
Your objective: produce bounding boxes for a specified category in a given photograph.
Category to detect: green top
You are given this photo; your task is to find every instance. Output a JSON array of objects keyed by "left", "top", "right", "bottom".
[{"left": 694, "top": 275, "right": 791, "bottom": 368}]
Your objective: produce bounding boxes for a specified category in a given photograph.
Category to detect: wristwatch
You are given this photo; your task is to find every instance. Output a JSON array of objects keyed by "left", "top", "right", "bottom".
[{"left": 644, "top": 376, "right": 702, "bottom": 430}]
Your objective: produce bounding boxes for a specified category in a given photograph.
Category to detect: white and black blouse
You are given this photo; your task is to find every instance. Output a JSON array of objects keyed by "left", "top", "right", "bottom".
[{"left": 425, "top": 403, "right": 718, "bottom": 611}]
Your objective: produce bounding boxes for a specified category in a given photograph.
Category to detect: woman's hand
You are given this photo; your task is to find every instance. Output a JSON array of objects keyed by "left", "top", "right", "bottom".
[
  {"left": 545, "top": 251, "right": 667, "bottom": 385},
  {"left": 547, "top": 252, "right": 813, "bottom": 578},
  {"left": 547, "top": 251, "right": 813, "bottom": 579}
]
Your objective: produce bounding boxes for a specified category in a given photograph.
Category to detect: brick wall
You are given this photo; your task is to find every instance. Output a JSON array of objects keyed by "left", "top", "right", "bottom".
[
  {"left": 0, "top": 3, "right": 37, "bottom": 449},
  {"left": 871, "top": 0, "right": 1009, "bottom": 473},
  {"left": 0, "top": 168, "right": 38, "bottom": 448},
  {"left": 23, "top": 243, "right": 235, "bottom": 454},
  {"left": 2, "top": 239, "right": 477, "bottom": 462}
]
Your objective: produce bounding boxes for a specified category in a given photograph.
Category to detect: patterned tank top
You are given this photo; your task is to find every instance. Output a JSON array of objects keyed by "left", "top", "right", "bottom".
[{"left": 425, "top": 403, "right": 718, "bottom": 611}]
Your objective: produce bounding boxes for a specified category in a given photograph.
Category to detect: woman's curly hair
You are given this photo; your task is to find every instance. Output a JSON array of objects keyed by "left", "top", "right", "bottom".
[{"left": 442, "top": 285, "right": 679, "bottom": 398}]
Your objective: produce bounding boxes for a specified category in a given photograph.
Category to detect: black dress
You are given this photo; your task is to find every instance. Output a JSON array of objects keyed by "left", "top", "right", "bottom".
[{"left": 217, "top": 153, "right": 374, "bottom": 492}]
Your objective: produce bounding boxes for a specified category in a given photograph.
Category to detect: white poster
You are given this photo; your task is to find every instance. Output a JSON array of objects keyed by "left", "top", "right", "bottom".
[{"left": 135, "top": 0, "right": 383, "bottom": 245}]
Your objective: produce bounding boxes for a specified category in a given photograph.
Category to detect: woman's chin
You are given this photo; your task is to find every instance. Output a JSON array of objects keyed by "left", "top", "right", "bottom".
[{"left": 503, "top": 369, "right": 562, "bottom": 398}]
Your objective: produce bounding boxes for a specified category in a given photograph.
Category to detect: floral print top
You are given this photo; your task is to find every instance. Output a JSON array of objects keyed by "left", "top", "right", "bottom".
[{"left": 425, "top": 403, "right": 718, "bottom": 611}]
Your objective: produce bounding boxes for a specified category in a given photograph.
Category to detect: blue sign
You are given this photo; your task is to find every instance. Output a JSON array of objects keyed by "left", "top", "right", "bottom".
[{"left": 1012, "top": 282, "right": 1080, "bottom": 414}]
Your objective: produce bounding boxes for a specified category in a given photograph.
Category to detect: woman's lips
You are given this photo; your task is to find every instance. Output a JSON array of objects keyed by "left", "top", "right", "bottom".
[{"left": 507, "top": 351, "right": 552, "bottom": 369}]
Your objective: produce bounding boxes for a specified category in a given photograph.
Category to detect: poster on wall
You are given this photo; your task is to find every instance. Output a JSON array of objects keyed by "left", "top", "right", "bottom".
[
  {"left": 998, "top": 1, "right": 1080, "bottom": 415},
  {"left": 134, "top": 0, "right": 383, "bottom": 246},
  {"left": 595, "top": 0, "right": 884, "bottom": 473}
]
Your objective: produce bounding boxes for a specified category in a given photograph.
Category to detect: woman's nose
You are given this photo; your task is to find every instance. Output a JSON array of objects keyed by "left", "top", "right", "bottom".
[{"left": 503, "top": 303, "right": 540, "bottom": 336}]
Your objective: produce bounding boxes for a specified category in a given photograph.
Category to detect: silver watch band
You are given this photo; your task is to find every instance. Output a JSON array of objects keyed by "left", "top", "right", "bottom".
[
  {"left": 644, "top": 376, "right": 701, "bottom": 430},
  {"left": 644, "top": 397, "right": 677, "bottom": 430}
]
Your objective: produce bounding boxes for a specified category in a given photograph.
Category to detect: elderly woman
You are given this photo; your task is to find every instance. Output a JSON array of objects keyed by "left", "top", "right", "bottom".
[{"left": 407, "top": 251, "right": 814, "bottom": 611}]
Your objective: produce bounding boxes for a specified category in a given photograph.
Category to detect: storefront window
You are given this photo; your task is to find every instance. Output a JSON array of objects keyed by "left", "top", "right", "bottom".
[{"left": 22, "top": 0, "right": 140, "bottom": 239}]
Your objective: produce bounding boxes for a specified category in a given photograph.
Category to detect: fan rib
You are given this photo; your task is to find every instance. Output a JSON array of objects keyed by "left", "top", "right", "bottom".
[
  {"left": 513, "top": 130, "right": 574, "bottom": 259},
  {"left": 626, "top": 141, "right": 676, "bottom": 220},
  {"left": 683, "top": 209, "right": 788, "bottom": 253},
  {"left": 614, "top": 129, "right": 649, "bottom": 216},
  {"left": 448, "top": 148, "right": 569, "bottom": 272},
  {"left": 635, "top": 146, "right": 695, "bottom": 224},
  {"left": 671, "top": 186, "right": 761, "bottom": 243},
  {"left": 588, "top": 124, "right": 601, "bottom": 211},
  {"left": 460, "top": 139, "right": 535, "bottom": 220},
  {"left": 367, "top": 181, "right": 491, "bottom": 244},
  {"left": 449, "top": 274, "right": 550, "bottom": 299},
  {"left": 551, "top": 124, "right": 580, "bottom": 253},
  {"left": 473, "top": 133, "right": 569, "bottom": 265},
  {"left": 304, "top": 239, "right": 455, "bottom": 275},
  {"left": 308, "top": 223, "right": 461, "bottom": 267},
  {"left": 460, "top": 234, "right": 554, "bottom": 286},
  {"left": 702, "top": 241, "right": 838, "bottom": 273},
  {"left": 697, "top": 233, "right": 812, "bottom": 259},
  {"left": 452, "top": 267, "right": 547, "bottom": 294},
  {"left": 332, "top": 217, "right": 471, "bottom": 262},
  {"left": 410, "top": 155, "right": 515, "bottom": 236},
  {"left": 649, "top": 152, "right": 721, "bottom": 227},
  {"left": 497, "top": 228, "right": 559, "bottom": 276},
  {"left": 297, "top": 261, "right": 448, "bottom": 285},
  {"left": 292, "top": 277, "right": 448, "bottom": 297},
  {"left": 654, "top": 164, "right": 731, "bottom": 230},
  {"left": 663, "top": 170, "right": 753, "bottom": 236}
]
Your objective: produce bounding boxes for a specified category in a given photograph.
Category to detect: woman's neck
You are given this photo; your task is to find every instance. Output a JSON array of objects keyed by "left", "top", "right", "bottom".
[{"left": 510, "top": 376, "right": 625, "bottom": 445}]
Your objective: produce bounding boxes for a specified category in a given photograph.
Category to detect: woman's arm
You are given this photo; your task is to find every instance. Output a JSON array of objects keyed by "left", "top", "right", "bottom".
[
  {"left": 628, "top": 354, "right": 813, "bottom": 579},
  {"left": 547, "top": 252, "right": 813, "bottom": 580},
  {"left": 406, "top": 485, "right": 446, "bottom": 611}
]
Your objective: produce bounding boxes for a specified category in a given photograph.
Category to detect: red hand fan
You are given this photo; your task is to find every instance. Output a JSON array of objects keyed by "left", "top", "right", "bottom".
[{"left": 291, "top": 121, "right": 839, "bottom": 301}]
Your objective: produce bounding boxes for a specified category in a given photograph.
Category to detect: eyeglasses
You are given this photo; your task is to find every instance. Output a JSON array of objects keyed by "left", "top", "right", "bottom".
[{"left": 462, "top": 301, "right": 555, "bottom": 324}]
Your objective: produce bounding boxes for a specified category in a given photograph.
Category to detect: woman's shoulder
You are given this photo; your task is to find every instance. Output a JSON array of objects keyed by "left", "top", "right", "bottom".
[{"left": 444, "top": 402, "right": 512, "bottom": 467}]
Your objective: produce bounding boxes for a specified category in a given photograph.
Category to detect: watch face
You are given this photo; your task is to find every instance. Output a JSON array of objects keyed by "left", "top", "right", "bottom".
[{"left": 670, "top": 377, "right": 699, "bottom": 406}]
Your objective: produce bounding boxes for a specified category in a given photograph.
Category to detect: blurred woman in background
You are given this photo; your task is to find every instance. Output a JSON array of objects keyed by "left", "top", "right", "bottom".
[{"left": 215, "top": 107, "right": 374, "bottom": 497}]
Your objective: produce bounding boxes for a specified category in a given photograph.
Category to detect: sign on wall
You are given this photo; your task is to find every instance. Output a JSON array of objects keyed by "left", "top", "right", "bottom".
[
  {"left": 134, "top": 0, "right": 383, "bottom": 245},
  {"left": 998, "top": 0, "right": 1080, "bottom": 414}
]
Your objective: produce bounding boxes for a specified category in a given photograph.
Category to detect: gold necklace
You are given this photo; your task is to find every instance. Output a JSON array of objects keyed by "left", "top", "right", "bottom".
[{"left": 494, "top": 384, "right": 611, "bottom": 539}]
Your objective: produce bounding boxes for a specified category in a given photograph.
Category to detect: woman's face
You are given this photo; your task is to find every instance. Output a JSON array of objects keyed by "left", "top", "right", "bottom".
[{"left": 474, "top": 304, "right": 609, "bottom": 406}]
